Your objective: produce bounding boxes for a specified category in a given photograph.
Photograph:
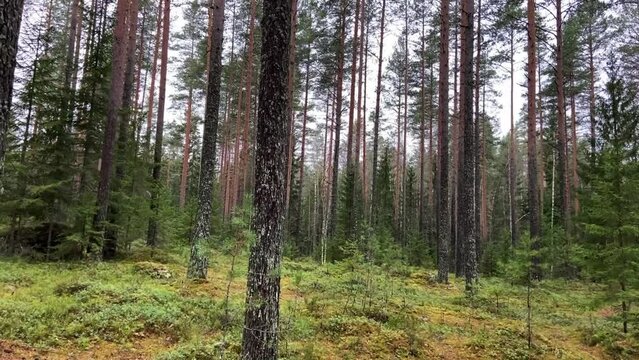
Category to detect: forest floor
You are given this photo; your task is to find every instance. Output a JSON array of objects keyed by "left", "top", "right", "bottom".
[{"left": 0, "top": 245, "right": 636, "bottom": 359}]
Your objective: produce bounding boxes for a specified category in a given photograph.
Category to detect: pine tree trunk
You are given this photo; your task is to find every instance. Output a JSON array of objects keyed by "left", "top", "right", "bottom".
[
  {"left": 329, "top": 1, "right": 347, "bottom": 238},
  {"left": 240, "top": 0, "right": 291, "bottom": 355},
  {"left": 570, "top": 76, "right": 579, "bottom": 214},
  {"left": 354, "top": 0, "right": 365, "bottom": 169},
  {"left": 104, "top": 0, "right": 139, "bottom": 258},
  {"left": 509, "top": 29, "right": 518, "bottom": 248},
  {"left": 0, "top": 0, "right": 25, "bottom": 189},
  {"left": 188, "top": 0, "right": 225, "bottom": 279},
  {"left": 237, "top": 0, "right": 257, "bottom": 208},
  {"left": 451, "top": 0, "right": 460, "bottom": 274},
  {"left": 537, "top": 40, "right": 544, "bottom": 221},
  {"left": 474, "top": 0, "right": 482, "bottom": 253},
  {"left": 362, "top": 20, "right": 369, "bottom": 214},
  {"left": 145, "top": 0, "right": 164, "bottom": 153},
  {"left": 92, "top": 0, "right": 132, "bottom": 257},
  {"left": 419, "top": 13, "right": 426, "bottom": 240},
  {"left": 284, "top": 0, "right": 298, "bottom": 214},
  {"left": 527, "top": 0, "right": 541, "bottom": 278},
  {"left": 179, "top": 89, "right": 193, "bottom": 208},
  {"left": 556, "top": 0, "right": 571, "bottom": 232},
  {"left": 459, "top": 0, "right": 476, "bottom": 291},
  {"left": 147, "top": 0, "right": 170, "bottom": 246},
  {"left": 428, "top": 55, "right": 435, "bottom": 249},
  {"left": 437, "top": 0, "right": 451, "bottom": 283},
  {"left": 480, "top": 84, "right": 488, "bottom": 242},
  {"left": 346, "top": 0, "right": 361, "bottom": 169},
  {"left": 371, "top": 0, "right": 385, "bottom": 222},
  {"left": 588, "top": 23, "right": 596, "bottom": 162},
  {"left": 401, "top": 0, "right": 409, "bottom": 245},
  {"left": 63, "top": 0, "right": 82, "bottom": 127},
  {"left": 299, "top": 59, "right": 310, "bottom": 215}
]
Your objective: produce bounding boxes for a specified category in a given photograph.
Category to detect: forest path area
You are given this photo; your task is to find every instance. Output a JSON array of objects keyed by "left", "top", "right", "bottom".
[{"left": 0, "top": 246, "right": 627, "bottom": 359}]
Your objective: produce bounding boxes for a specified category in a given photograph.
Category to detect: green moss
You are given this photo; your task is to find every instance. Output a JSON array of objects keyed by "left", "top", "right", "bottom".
[{"left": 0, "top": 248, "right": 635, "bottom": 358}]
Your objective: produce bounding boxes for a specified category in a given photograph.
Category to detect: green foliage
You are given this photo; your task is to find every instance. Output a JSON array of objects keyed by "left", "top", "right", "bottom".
[{"left": 579, "top": 66, "right": 639, "bottom": 335}]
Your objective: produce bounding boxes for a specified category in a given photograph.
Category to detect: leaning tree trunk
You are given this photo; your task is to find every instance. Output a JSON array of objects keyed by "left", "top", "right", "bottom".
[
  {"left": 240, "top": 0, "right": 291, "bottom": 357},
  {"left": 459, "top": 0, "right": 476, "bottom": 292},
  {"left": 436, "top": 0, "right": 451, "bottom": 283},
  {"left": 0, "top": 0, "right": 25, "bottom": 192},
  {"left": 146, "top": 0, "right": 170, "bottom": 246},
  {"left": 187, "top": 0, "right": 225, "bottom": 279}
]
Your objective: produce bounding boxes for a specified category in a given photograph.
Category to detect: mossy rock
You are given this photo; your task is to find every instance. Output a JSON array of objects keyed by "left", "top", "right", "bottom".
[{"left": 133, "top": 261, "right": 172, "bottom": 279}]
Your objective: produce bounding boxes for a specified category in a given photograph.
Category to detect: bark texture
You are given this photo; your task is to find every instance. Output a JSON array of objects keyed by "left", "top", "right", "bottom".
[
  {"left": 527, "top": 0, "right": 541, "bottom": 277},
  {"left": 436, "top": 0, "right": 450, "bottom": 283},
  {"left": 240, "top": 0, "right": 291, "bottom": 356},
  {"left": 0, "top": 0, "right": 25, "bottom": 191},
  {"left": 188, "top": 0, "right": 225, "bottom": 279},
  {"left": 147, "top": 0, "right": 170, "bottom": 246},
  {"left": 459, "top": 0, "right": 477, "bottom": 291},
  {"left": 371, "top": 0, "right": 385, "bottom": 222},
  {"left": 93, "top": 0, "right": 131, "bottom": 257}
]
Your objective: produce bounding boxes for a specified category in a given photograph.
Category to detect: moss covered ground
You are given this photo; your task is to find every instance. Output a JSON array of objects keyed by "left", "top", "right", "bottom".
[{"left": 0, "top": 245, "right": 636, "bottom": 359}]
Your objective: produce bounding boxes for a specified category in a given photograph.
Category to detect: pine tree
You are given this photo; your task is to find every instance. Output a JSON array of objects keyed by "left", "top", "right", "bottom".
[
  {"left": 437, "top": 0, "right": 451, "bottom": 283},
  {"left": 581, "top": 66, "right": 639, "bottom": 334},
  {"left": 0, "top": 0, "right": 25, "bottom": 183},
  {"left": 241, "top": 0, "right": 291, "bottom": 356},
  {"left": 188, "top": 0, "right": 226, "bottom": 279}
]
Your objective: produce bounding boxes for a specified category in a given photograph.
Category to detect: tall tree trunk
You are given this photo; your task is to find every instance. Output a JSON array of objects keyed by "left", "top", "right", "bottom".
[
  {"left": 92, "top": 0, "right": 132, "bottom": 257},
  {"left": 587, "top": 23, "right": 596, "bottom": 161},
  {"left": 451, "top": 0, "right": 460, "bottom": 274},
  {"left": 188, "top": 0, "right": 225, "bottom": 279},
  {"left": 285, "top": 0, "right": 298, "bottom": 214},
  {"left": 474, "top": 0, "right": 482, "bottom": 253},
  {"left": 299, "top": 59, "right": 310, "bottom": 215},
  {"left": 419, "top": 12, "right": 426, "bottom": 239},
  {"left": 240, "top": 0, "right": 291, "bottom": 355},
  {"left": 527, "top": 0, "right": 541, "bottom": 278},
  {"left": 401, "top": 0, "right": 409, "bottom": 244},
  {"left": 371, "top": 0, "right": 386, "bottom": 222},
  {"left": 64, "top": 0, "right": 82, "bottom": 128},
  {"left": 428, "top": 52, "right": 435, "bottom": 249},
  {"left": 480, "top": 83, "right": 488, "bottom": 242},
  {"left": 347, "top": 0, "right": 361, "bottom": 169},
  {"left": 508, "top": 28, "right": 518, "bottom": 248},
  {"left": 179, "top": 88, "right": 193, "bottom": 208},
  {"left": 146, "top": 0, "right": 170, "bottom": 246},
  {"left": 556, "top": 0, "right": 571, "bottom": 232},
  {"left": 329, "top": 1, "right": 347, "bottom": 238},
  {"left": 104, "top": 0, "right": 139, "bottom": 259},
  {"left": 537, "top": 38, "right": 544, "bottom": 221},
  {"left": 145, "top": 0, "right": 164, "bottom": 153},
  {"left": 570, "top": 76, "right": 579, "bottom": 214},
  {"left": 355, "top": 0, "right": 365, "bottom": 169},
  {"left": 237, "top": 0, "right": 257, "bottom": 208},
  {"left": 437, "top": 0, "right": 451, "bottom": 283},
  {"left": 0, "top": 0, "right": 25, "bottom": 189},
  {"left": 588, "top": 24, "right": 597, "bottom": 162},
  {"left": 459, "top": 0, "right": 476, "bottom": 291},
  {"left": 362, "top": 18, "right": 369, "bottom": 214}
]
